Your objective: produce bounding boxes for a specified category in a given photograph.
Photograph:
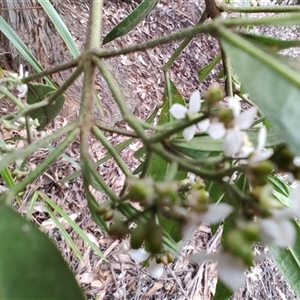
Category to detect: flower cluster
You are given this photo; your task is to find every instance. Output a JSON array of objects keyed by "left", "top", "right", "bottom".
[{"left": 168, "top": 87, "right": 300, "bottom": 291}]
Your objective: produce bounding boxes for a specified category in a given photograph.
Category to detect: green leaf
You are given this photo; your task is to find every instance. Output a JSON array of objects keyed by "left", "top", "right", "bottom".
[
  {"left": 219, "top": 28, "right": 300, "bottom": 155},
  {"left": 213, "top": 278, "right": 233, "bottom": 300},
  {"left": 171, "top": 129, "right": 282, "bottom": 153},
  {"left": 27, "top": 83, "right": 65, "bottom": 130},
  {"left": 148, "top": 79, "right": 186, "bottom": 181},
  {"left": 38, "top": 0, "right": 80, "bottom": 58},
  {"left": 240, "top": 33, "right": 300, "bottom": 51},
  {"left": 38, "top": 192, "right": 107, "bottom": 261},
  {"left": 103, "top": 0, "right": 159, "bottom": 45},
  {"left": 268, "top": 220, "right": 300, "bottom": 298},
  {"left": 0, "top": 203, "right": 84, "bottom": 299},
  {"left": 158, "top": 216, "right": 182, "bottom": 243},
  {"left": 198, "top": 53, "right": 221, "bottom": 82}
]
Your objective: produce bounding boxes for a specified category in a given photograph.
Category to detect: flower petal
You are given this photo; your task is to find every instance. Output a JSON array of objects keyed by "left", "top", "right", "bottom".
[
  {"left": 207, "top": 122, "right": 226, "bottom": 139},
  {"left": 189, "top": 90, "right": 201, "bottom": 114},
  {"left": 218, "top": 252, "right": 246, "bottom": 291},
  {"left": 223, "top": 129, "right": 242, "bottom": 157},
  {"left": 19, "top": 64, "right": 24, "bottom": 78},
  {"left": 250, "top": 149, "right": 273, "bottom": 164},
  {"left": 169, "top": 104, "right": 187, "bottom": 119},
  {"left": 260, "top": 218, "right": 296, "bottom": 247},
  {"left": 197, "top": 119, "right": 210, "bottom": 131},
  {"left": 17, "top": 84, "right": 28, "bottom": 98},
  {"left": 128, "top": 248, "right": 150, "bottom": 262},
  {"left": 257, "top": 126, "right": 267, "bottom": 151},
  {"left": 148, "top": 260, "right": 164, "bottom": 279},
  {"left": 183, "top": 125, "right": 196, "bottom": 141},
  {"left": 227, "top": 96, "right": 241, "bottom": 118},
  {"left": 289, "top": 185, "right": 300, "bottom": 212},
  {"left": 235, "top": 107, "right": 257, "bottom": 130},
  {"left": 199, "top": 203, "right": 233, "bottom": 224}
]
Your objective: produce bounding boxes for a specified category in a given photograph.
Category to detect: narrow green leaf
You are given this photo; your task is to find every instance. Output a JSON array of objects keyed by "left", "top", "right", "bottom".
[
  {"left": 83, "top": 182, "right": 109, "bottom": 233},
  {"left": 171, "top": 129, "right": 282, "bottom": 153},
  {"left": 27, "top": 83, "right": 65, "bottom": 130},
  {"left": 213, "top": 279, "right": 233, "bottom": 300},
  {"left": 240, "top": 33, "right": 300, "bottom": 51},
  {"left": 219, "top": 28, "right": 300, "bottom": 155},
  {"left": 0, "top": 203, "right": 84, "bottom": 299},
  {"left": 268, "top": 220, "right": 300, "bottom": 298},
  {"left": 38, "top": 0, "right": 80, "bottom": 58},
  {"left": 198, "top": 53, "right": 221, "bottom": 82},
  {"left": 43, "top": 204, "right": 83, "bottom": 261},
  {"left": 103, "top": 0, "right": 159, "bottom": 44},
  {"left": 38, "top": 192, "right": 107, "bottom": 261}
]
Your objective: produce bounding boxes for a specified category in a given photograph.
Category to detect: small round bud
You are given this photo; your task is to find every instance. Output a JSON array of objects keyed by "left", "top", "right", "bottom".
[
  {"left": 108, "top": 219, "right": 129, "bottom": 239},
  {"left": 217, "top": 108, "right": 234, "bottom": 127},
  {"left": 166, "top": 251, "right": 174, "bottom": 263},
  {"left": 127, "top": 177, "right": 154, "bottom": 205},
  {"left": 103, "top": 210, "right": 114, "bottom": 221},
  {"left": 155, "top": 182, "right": 179, "bottom": 206},
  {"left": 241, "top": 222, "right": 259, "bottom": 242},
  {"left": 96, "top": 203, "right": 111, "bottom": 215},
  {"left": 203, "top": 83, "right": 225, "bottom": 106}
]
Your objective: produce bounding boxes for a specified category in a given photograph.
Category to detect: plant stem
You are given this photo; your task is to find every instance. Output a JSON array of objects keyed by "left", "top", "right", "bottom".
[
  {"left": 0, "top": 86, "right": 25, "bottom": 109},
  {"left": 95, "top": 122, "right": 138, "bottom": 137},
  {"left": 148, "top": 115, "right": 208, "bottom": 143},
  {"left": 92, "top": 21, "right": 215, "bottom": 59},
  {"left": 218, "top": 4, "right": 300, "bottom": 13},
  {"left": 139, "top": 151, "right": 154, "bottom": 178},
  {"left": 92, "top": 125, "right": 131, "bottom": 176},
  {"left": 162, "top": 10, "right": 208, "bottom": 72},
  {"left": 6, "top": 128, "right": 79, "bottom": 197},
  {"left": 22, "top": 56, "right": 81, "bottom": 84},
  {"left": 0, "top": 122, "right": 78, "bottom": 173},
  {"left": 93, "top": 57, "right": 148, "bottom": 141}
]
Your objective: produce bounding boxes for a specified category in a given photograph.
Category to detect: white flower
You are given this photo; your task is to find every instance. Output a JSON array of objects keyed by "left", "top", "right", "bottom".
[
  {"left": 183, "top": 203, "right": 233, "bottom": 243},
  {"left": 259, "top": 185, "right": 300, "bottom": 247},
  {"left": 190, "top": 251, "right": 246, "bottom": 291},
  {"left": 238, "top": 126, "right": 273, "bottom": 163},
  {"left": 198, "top": 203, "right": 233, "bottom": 224},
  {"left": 128, "top": 248, "right": 164, "bottom": 279},
  {"left": 16, "top": 64, "right": 28, "bottom": 98},
  {"left": 208, "top": 97, "right": 257, "bottom": 157},
  {"left": 169, "top": 90, "right": 209, "bottom": 141}
]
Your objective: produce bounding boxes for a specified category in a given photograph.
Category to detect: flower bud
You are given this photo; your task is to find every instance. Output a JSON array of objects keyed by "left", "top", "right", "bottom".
[
  {"left": 166, "top": 251, "right": 174, "bottom": 263},
  {"left": 155, "top": 254, "right": 168, "bottom": 265},
  {"left": 130, "top": 223, "right": 147, "bottom": 250},
  {"left": 217, "top": 108, "right": 234, "bottom": 127},
  {"left": 96, "top": 203, "right": 111, "bottom": 215},
  {"left": 241, "top": 222, "right": 259, "bottom": 242},
  {"left": 225, "top": 229, "right": 253, "bottom": 267},
  {"left": 108, "top": 219, "right": 129, "bottom": 239},
  {"left": 203, "top": 83, "right": 225, "bottom": 107},
  {"left": 145, "top": 223, "right": 163, "bottom": 254},
  {"left": 127, "top": 177, "right": 154, "bottom": 205},
  {"left": 103, "top": 210, "right": 114, "bottom": 221},
  {"left": 249, "top": 160, "right": 275, "bottom": 186},
  {"left": 187, "top": 189, "right": 209, "bottom": 212},
  {"left": 155, "top": 181, "right": 179, "bottom": 206}
]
